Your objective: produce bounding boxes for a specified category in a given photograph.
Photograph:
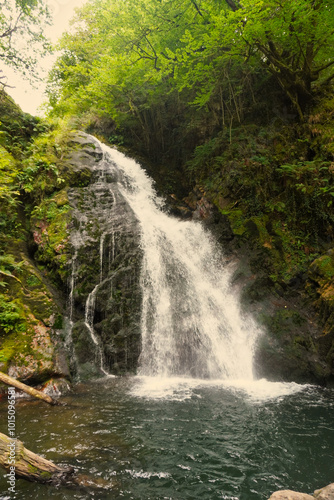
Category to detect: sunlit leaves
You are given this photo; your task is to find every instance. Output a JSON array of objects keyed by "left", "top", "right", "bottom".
[
  {"left": 48, "top": 0, "right": 334, "bottom": 124},
  {"left": 0, "top": 145, "right": 19, "bottom": 205}
]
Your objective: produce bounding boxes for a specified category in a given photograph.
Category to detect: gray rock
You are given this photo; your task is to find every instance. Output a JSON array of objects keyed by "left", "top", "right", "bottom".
[{"left": 66, "top": 137, "right": 142, "bottom": 377}]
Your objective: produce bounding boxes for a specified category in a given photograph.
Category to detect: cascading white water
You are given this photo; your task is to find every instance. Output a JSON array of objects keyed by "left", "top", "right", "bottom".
[
  {"left": 84, "top": 276, "right": 110, "bottom": 377},
  {"left": 102, "top": 145, "right": 262, "bottom": 381},
  {"left": 68, "top": 249, "right": 77, "bottom": 326},
  {"left": 99, "top": 232, "right": 107, "bottom": 283}
]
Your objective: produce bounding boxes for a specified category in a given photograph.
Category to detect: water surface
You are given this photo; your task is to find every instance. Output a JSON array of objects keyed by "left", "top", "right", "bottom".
[{"left": 0, "top": 377, "right": 333, "bottom": 499}]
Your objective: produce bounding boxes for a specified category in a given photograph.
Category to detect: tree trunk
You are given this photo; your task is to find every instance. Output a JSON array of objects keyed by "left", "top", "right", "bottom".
[
  {"left": 0, "top": 371, "right": 59, "bottom": 406},
  {"left": 0, "top": 432, "right": 74, "bottom": 484}
]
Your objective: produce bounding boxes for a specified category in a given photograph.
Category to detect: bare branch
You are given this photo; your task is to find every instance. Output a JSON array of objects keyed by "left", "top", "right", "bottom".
[
  {"left": 0, "top": 70, "right": 14, "bottom": 88},
  {"left": 0, "top": 11, "right": 22, "bottom": 41}
]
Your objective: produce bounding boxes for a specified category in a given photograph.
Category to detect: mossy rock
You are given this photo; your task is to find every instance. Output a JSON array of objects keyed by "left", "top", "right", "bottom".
[
  {"left": 53, "top": 189, "right": 69, "bottom": 207},
  {"left": 60, "top": 164, "right": 93, "bottom": 188},
  {"left": 308, "top": 250, "right": 334, "bottom": 337},
  {"left": 0, "top": 322, "right": 52, "bottom": 383},
  {"left": 31, "top": 196, "right": 71, "bottom": 285},
  {"left": 309, "top": 250, "right": 334, "bottom": 281}
]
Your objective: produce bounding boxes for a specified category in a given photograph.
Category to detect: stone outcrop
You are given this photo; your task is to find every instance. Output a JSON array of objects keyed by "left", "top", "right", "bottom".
[
  {"left": 269, "top": 483, "right": 334, "bottom": 500},
  {"left": 65, "top": 133, "right": 142, "bottom": 378}
]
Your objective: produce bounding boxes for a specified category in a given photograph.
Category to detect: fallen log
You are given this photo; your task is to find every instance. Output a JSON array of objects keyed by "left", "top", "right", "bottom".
[
  {"left": 0, "top": 432, "right": 112, "bottom": 490},
  {"left": 0, "top": 371, "right": 59, "bottom": 406},
  {"left": 0, "top": 432, "right": 74, "bottom": 484}
]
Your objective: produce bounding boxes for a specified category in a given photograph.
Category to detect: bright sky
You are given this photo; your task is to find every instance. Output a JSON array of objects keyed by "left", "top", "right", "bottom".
[{"left": 5, "top": 0, "right": 87, "bottom": 116}]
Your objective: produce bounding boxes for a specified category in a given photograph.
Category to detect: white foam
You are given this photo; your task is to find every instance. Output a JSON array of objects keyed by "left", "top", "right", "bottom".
[{"left": 131, "top": 375, "right": 312, "bottom": 403}]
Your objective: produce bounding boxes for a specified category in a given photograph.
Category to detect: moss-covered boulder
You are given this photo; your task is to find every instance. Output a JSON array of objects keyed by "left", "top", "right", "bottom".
[{"left": 0, "top": 239, "right": 70, "bottom": 392}]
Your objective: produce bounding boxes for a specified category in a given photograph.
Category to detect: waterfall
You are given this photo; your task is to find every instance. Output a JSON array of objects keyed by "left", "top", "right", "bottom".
[
  {"left": 68, "top": 249, "right": 77, "bottom": 325},
  {"left": 101, "top": 145, "right": 261, "bottom": 381},
  {"left": 84, "top": 276, "right": 110, "bottom": 377}
]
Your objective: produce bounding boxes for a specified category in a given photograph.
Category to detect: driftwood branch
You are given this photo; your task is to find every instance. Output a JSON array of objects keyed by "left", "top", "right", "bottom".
[
  {"left": 0, "top": 432, "right": 74, "bottom": 484},
  {"left": 0, "top": 371, "right": 59, "bottom": 406}
]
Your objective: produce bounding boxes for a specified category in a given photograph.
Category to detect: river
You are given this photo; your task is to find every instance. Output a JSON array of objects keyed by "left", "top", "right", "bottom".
[{"left": 0, "top": 376, "right": 333, "bottom": 499}]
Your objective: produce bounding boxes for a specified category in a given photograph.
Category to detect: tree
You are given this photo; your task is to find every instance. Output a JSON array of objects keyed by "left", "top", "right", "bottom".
[
  {"left": 48, "top": 0, "right": 334, "bottom": 129},
  {"left": 225, "top": 0, "right": 334, "bottom": 119},
  {"left": 0, "top": 0, "right": 51, "bottom": 87},
  {"left": 47, "top": 0, "right": 203, "bottom": 154}
]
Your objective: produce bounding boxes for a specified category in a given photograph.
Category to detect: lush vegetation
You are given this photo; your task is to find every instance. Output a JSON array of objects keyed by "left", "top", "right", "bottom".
[
  {"left": 0, "top": 91, "right": 74, "bottom": 373},
  {"left": 47, "top": 0, "right": 334, "bottom": 278},
  {"left": 0, "top": 0, "right": 334, "bottom": 382},
  {"left": 45, "top": 0, "right": 334, "bottom": 381}
]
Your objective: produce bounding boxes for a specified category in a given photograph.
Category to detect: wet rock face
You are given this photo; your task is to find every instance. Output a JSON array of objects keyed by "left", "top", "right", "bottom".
[{"left": 67, "top": 133, "right": 142, "bottom": 378}]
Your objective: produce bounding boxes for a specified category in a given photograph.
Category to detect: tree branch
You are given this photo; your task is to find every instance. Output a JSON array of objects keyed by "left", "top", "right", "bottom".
[
  {"left": 225, "top": 0, "right": 241, "bottom": 12},
  {"left": 0, "top": 12, "right": 22, "bottom": 42},
  {"left": 315, "top": 58, "right": 334, "bottom": 73},
  {"left": 190, "top": 1, "right": 204, "bottom": 18}
]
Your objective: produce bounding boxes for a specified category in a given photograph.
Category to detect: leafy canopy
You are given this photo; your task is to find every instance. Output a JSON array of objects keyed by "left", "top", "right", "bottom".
[{"left": 48, "top": 0, "right": 334, "bottom": 121}]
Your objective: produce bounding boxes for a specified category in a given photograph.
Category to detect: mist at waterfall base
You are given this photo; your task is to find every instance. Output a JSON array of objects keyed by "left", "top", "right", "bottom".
[{"left": 1, "top": 143, "right": 333, "bottom": 499}]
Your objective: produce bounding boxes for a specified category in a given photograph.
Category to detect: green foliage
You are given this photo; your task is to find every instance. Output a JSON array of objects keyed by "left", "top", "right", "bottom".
[
  {"left": 48, "top": 0, "right": 334, "bottom": 132},
  {"left": 26, "top": 274, "right": 41, "bottom": 287},
  {"left": 0, "top": 145, "right": 19, "bottom": 205},
  {"left": 185, "top": 115, "right": 334, "bottom": 286},
  {"left": 0, "top": 0, "right": 52, "bottom": 86},
  {"left": 30, "top": 193, "right": 71, "bottom": 284},
  {"left": 17, "top": 125, "right": 71, "bottom": 203},
  {"left": 0, "top": 90, "right": 49, "bottom": 157},
  {"left": 0, "top": 294, "right": 22, "bottom": 334},
  {"left": 277, "top": 160, "right": 334, "bottom": 207}
]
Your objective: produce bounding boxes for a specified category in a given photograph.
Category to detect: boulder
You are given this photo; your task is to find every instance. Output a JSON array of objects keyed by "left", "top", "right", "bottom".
[
  {"left": 269, "top": 491, "right": 313, "bottom": 500},
  {"left": 269, "top": 483, "right": 334, "bottom": 500},
  {"left": 314, "top": 483, "right": 334, "bottom": 500}
]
